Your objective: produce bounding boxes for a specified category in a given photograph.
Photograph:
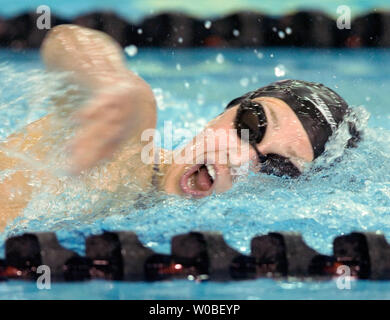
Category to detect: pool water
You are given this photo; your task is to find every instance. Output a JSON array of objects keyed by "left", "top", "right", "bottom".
[{"left": 0, "top": 47, "right": 390, "bottom": 299}]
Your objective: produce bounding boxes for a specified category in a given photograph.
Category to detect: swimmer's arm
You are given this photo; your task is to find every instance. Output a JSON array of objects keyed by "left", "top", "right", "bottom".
[
  {"left": 40, "top": 25, "right": 156, "bottom": 174},
  {"left": 41, "top": 24, "right": 146, "bottom": 91}
]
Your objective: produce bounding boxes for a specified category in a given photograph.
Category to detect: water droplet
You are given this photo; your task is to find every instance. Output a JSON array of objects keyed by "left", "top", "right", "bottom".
[
  {"left": 233, "top": 29, "right": 240, "bottom": 37},
  {"left": 197, "top": 93, "right": 205, "bottom": 105},
  {"left": 365, "top": 96, "right": 371, "bottom": 102},
  {"left": 270, "top": 53, "right": 274, "bottom": 58},
  {"left": 216, "top": 53, "right": 225, "bottom": 64},
  {"left": 278, "top": 31, "right": 285, "bottom": 39},
  {"left": 204, "top": 20, "right": 212, "bottom": 29},
  {"left": 184, "top": 81, "right": 190, "bottom": 89},
  {"left": 137, "top": 28, "right": 143, "bottom": 34},
  {"left": 285, "top": 27, "right": 292, "bottom": 35},
  {"left": 240, "top": 78, "right": 249, "bottom": 87},
  {"left": 272, "top": 27, "right": 277, "bottom": 32},
  {"left": 124, "top": 45, "right": 138, "bottom": 57},
  {"left": 274, "top": 64, "right": 286, "bottom": 77},
  {"left": 176, "top": 63, "right": 182, "bottom": 71},
  {"left": 255, "top": 51, "right": 264, "bottom": 59},
  {"left": 178, "top": 37, "right": 183, "bottom": 43},
  {"left": 153, "top": 88, "right": 165, "bottom": 110}
]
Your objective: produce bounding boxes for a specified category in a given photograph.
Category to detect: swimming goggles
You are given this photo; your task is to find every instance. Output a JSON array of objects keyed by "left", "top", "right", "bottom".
[{"left": 234, "top": 99, "right": 301, "bottom": 177}]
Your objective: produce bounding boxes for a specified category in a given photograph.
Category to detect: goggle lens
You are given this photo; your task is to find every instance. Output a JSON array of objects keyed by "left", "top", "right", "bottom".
[{"left": 234, "top": 99, "right": 301, "bottom": 178}]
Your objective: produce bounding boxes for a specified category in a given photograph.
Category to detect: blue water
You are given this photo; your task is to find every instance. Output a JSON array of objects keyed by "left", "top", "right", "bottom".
[{"left": 0, "top": 47, "right": 389, "bottom": 299}]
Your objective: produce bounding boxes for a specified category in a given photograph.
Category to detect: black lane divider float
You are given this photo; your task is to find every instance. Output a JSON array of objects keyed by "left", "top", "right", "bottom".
[
  {"left": 1, "top": 231, "right": 390, "bottom": 282},
  {"left": 1, "top": 10, "right": 390, "bottom": 49}
]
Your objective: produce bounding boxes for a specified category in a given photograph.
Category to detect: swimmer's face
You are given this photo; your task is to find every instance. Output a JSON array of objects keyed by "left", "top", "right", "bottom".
[{"left": 161, "top": 97, "right": 314, "bottom": 198}]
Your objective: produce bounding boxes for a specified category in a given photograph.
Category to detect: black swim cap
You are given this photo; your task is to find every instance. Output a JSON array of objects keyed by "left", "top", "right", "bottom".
[{"left": 226, "top": 79, "right": 360, "bottom": 158}]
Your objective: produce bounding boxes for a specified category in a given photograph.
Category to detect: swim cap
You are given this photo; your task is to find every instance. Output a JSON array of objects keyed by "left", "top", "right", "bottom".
[{"left": 226, "top": 79, "right": 360, "bottom": 158}]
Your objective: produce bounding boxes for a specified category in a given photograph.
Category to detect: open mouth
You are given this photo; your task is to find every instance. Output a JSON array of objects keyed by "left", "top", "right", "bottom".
[{"left": 179, "top": 163, "right": 216, "bottom": 198}]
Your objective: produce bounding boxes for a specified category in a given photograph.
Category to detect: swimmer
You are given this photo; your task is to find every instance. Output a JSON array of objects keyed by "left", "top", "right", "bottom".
[{"left": 0, "top": 25, "right": 360, "bottom": 230}]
